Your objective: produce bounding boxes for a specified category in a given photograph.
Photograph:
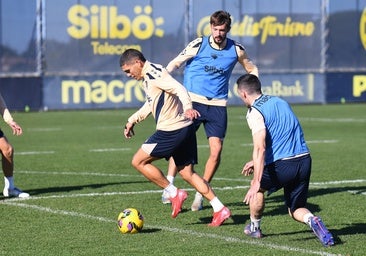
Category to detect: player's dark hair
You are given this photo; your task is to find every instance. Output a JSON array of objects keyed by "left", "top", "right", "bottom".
[
  {"left": 236, "top": 74, "right": 262, "bottom": 95},
  {"left": 210, "top": 10, "right": 231, "bottom": 31},
  {"left": 120, "top": 49, "right": 146, "bottom": 67}
]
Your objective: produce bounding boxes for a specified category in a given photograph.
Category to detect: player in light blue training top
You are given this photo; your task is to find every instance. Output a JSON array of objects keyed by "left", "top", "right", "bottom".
[
  {"left": 236, "top": 74, "right": 334, "bottom": 247},
  {"left": 251, "top": 94, "right": 309, "bottom": 164},
  {"left": 163, "top": 10, "right": 259, "bottom": 210}
]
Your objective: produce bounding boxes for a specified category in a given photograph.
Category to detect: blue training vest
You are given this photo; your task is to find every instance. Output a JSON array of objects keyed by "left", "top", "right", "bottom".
[
  {"left": 251, "top": 95, "right": 309, "bottom": 164},
  {"left": 183, "top": 37, "right": 237, "bottom": 99}
]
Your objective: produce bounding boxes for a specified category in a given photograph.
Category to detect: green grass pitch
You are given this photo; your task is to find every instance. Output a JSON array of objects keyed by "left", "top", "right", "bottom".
[{"left": 0, "top": 103, "right": 365, "bottom": 255}]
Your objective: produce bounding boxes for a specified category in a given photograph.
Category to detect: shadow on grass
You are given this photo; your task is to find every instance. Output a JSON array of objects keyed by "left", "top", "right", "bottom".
[
  {"left": 211, "top": 185, "right": 366, "bottom": 241},
  {"left": 140, "top": 228, "right": 161, "bottom": 233}
]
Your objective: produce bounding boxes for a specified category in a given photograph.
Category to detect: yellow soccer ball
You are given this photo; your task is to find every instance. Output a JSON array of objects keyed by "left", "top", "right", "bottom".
[{"left": 117, "top": 208, "right": 144, "bottom": 234}]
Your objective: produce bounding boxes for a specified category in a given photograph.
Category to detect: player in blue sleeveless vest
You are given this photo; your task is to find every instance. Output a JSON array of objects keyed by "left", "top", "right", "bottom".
[
  {"left": 251, "top": 94, "right": 309, "bottom": 164},
  {"left": 183, "top": 36, "right": 237, "bottom": 100},
  {"left": 236, "top": 74, "right": 334, "bottom": 247},
  {"left": 163, "top": 11, "right": 258, "bottom": 210}
]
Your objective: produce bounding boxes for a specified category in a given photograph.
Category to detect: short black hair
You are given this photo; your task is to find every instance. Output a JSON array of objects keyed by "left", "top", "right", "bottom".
[
  {"left": 236, "top": 74, "right": 262, "bottom": 94},
  {"left": 119, "top": 49, "right": 146, "bottom": 67}
]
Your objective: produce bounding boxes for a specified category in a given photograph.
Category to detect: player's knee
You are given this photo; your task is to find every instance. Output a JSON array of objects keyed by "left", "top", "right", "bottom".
[
  {"left": 1, "top": 144, "right": 13, "bottom": 159},
  {"left": 131, "top": 155, "right": 141, "bottom": 169}
]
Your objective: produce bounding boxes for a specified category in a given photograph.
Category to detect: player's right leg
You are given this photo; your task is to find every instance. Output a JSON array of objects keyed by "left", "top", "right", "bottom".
[{"left": 161, "top": 157, "right": 178, "bottom": 204}]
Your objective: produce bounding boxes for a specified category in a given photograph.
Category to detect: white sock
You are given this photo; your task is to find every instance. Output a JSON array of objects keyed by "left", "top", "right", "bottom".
[
  {"left": 4, "top": 176, "right": 14, "bottom": 190},
  {"left": 209, "top": 197, "right": 224, "bottom": 212},
  {"left": 303, "top": 213, "right": 314, "bottom": 227},
  {"left": 164, "top": 183, "right": 177, "bottom": 198},
  {"left": 250, "top": 217, "right": 261, "bottom": 231},
  {"left": 166, "top": 175, "right": 175, "bottom": 184},
  {"left": 195, "top": 191, "right": 202, "bottom": 198}
]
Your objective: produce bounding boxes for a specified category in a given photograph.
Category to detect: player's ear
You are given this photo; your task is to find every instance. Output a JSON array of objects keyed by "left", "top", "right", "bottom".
[
  {"left": 237, "top": 87, "right": 245, "bottom": 99},
  {"left": 136, "top": 59, "right": 144, "bottom": 67}
]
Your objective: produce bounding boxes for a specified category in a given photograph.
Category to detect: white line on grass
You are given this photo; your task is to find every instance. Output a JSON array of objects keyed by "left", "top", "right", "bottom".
[
  {"left": 311, "top": 179, "right": 366, "bottom": 186},
  {"left": 5, "top": 178, "right": 366, "bottom": 202},
  {"left": 347, "top": 190, "right": 366, "bottom": 196},
  {"left": 300, "top": 117, "right": 366, "bottom": 123},
  {"left": 89, "top": 148, "right": 131, "bottom": 152},
  {"left": 27, "top": 128, "right": 62, "bottom": 132},
  {"left": 16, "top": 151, "right": 55, "bottom": 155},
  {"left": 6, "top": 186, "right": 250, "bottom": 201},
  {"left": 18, "top": 170, "right": 143, "bottom": 178},
  {"left": 2, "top": 201, "right": 339, "bottom": 256},
  {"left": 17, "top": 170, "right": 366, "bottom": 187}
]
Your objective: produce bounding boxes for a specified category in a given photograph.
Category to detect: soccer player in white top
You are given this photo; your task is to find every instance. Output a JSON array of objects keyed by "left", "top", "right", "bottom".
[
  {"left": 0, "top": 92, "right": 29, "bottom": 198},
  {"left": 163, "top": 10, "right": 258, "bottom": 210},
  {"left": 120, "top": 49, "right": 231, "bottom": 226}
]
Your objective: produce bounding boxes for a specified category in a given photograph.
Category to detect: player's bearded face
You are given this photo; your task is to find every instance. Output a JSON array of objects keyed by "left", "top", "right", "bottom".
[{"left": 211, "top": 24, "right": 228, "bottom": 45}]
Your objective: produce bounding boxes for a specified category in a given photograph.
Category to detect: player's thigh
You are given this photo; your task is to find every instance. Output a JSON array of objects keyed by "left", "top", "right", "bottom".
[
  {"left": 281, "top": 155, "right": 312, "bottom": 211},
  {"left": 0, "top": 132, "right": 11, "bottom": 153},
  {"left": 172, "top": 125, "right": 198, "bottom": 167},
  {"left": 260, "top": 163, "right": 281, "bottom": 194},
  {"left": 142, "top": 130, "right": 183, "bottom": 159},
  {"left": 131, "top": 148, "right": 157, "bottom": 166},
  {"left": 203, "top": 105, "right": 227, "bottom": 139}
]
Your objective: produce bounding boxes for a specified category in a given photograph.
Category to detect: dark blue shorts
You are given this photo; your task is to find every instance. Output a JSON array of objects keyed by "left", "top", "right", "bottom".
[
  {"left": 0, "top": 130, "right": 3, "bottom": 138},
  {"left": 142, "top": 124, "right": 198, "bottom": 167},
  {"left": 260, "top": 154, "right": 312, "bottom": 212},
  {"left": 192, "top": 102, "right": 227, "bottom": 139}
]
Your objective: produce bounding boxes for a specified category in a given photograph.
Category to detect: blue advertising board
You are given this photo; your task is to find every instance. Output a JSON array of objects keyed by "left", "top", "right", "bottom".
[
  {"left": 0, "top": 77, "right": 42, "bottom": 111},
  {"left": 326, "top": 73, "right": 366, "bottom": 103},
  {"left": 42, "top": 72, "right": 325, "bottom": 110}
]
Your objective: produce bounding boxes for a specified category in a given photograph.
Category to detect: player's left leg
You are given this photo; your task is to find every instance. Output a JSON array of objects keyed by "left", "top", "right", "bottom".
[
  {"left": 203, "top": 136, "right": 223, "bottom": 182},
  {"left": 0, "top": 134, "right": 29, "bottom": 198},
  {"left": 191, "top": 104, "right": 227, "bottom": 211},
  {"left": 0, "top": 135, "right": 14, "bottom": 178},
  {"left": 244, "top": 190, "right": 265, "bottom": 238},
  {"left": 178, "top": 164, "right": 230, "bottom": 226},
  {"left": 201, "top": 105, "right": 227, "bottom": 183},
  {"left": 285, "top": 155, "right": 334, "bottom": 246},
  {"left": 131, "top": 149, "right": 169, "bottom": 188}
]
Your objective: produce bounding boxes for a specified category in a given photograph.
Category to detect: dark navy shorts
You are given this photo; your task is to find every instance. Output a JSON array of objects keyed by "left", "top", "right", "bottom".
[
  {"left": 260, "top": 154, "right": 312, "bottom": 212},
  {"left": 192, "top": 102, "right": 227, "bottom": 139},
  {"left": 0, "top": 129, "right": 3, "bottom": 138},
  {"left": 142, "top": 124, "right": 198, "bottom": 167}
]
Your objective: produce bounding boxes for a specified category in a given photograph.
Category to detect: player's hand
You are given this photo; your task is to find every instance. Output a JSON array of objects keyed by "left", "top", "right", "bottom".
[
  {"left": 241, "top": 160, "right": 254, "bottom": 176},
  {"left": 123, "top": 122, "right": 135, "bottom": 139},
  {"left": 8, "top": 121, "right": 23, "bottom": 136},
  {"left": 243, "top": 180, "right": 260, "bottom": 205},
  {"left": 184, "top": 109, "right": 200, "bottom": 120}
]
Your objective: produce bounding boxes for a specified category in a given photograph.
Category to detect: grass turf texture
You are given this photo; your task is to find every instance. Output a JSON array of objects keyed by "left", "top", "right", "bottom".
[{"left": 0, "top": 104, "right": 365, "bottom": 256}]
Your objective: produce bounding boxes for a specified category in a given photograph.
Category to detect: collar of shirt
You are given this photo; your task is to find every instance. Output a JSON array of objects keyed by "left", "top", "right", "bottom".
[{"left": 250, "top": 95, "right": 263, "bottom": 108}]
